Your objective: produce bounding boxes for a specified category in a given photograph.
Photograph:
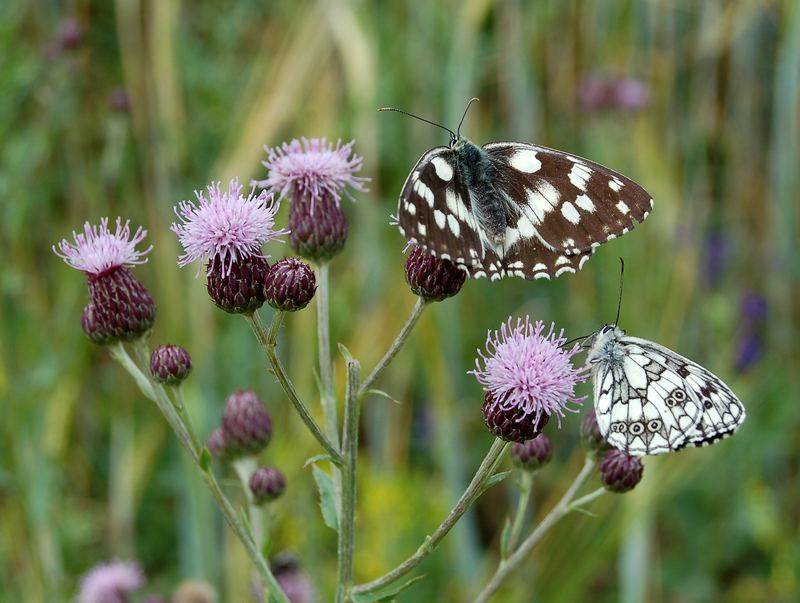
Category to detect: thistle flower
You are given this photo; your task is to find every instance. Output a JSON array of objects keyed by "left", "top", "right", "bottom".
[
  {"left": 54, "top": 218, "right": 155, "bottom": 343},
  {"left": 78, "top": 560, "right": 144, "bottom": 603},
  {"left": 220, "top": 390, "right": 273, "bottom": 457},
  {"left": 271, "top": 553, "right": 316, "bottom": 603},
  {"left": 599, "top": 449, "right": 644, "bottom": 493},
  {"left": 471, "top": 317, "right": 587, "bottom": 442},
  {"left": 150, "top": 344, "right": 192, "bottom": 385},
  {"left": 249, "top": 466, "right": 287, "bottom": 504},
  {"left": 404, "top": 245, "right": 466, "bottom": 301},
  {"left": 510, "top": 434, "right": 553, "bottom": 471},
  {"left": 256, "top": 138, "right": 369, "bottom": 260}
]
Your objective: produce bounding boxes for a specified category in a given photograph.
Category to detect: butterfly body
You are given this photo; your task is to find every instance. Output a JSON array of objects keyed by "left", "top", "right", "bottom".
[
  {"left": 587, "top": 325, "right": 746, "bottom": 456},
  {"left": 396, "top": 135, "right": 654, "bottom": 280}
]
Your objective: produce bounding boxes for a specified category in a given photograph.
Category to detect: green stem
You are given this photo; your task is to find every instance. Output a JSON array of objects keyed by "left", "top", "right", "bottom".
[
  {"left": 351, "top": 438, "right": 509, "bottom": 596},
  {"left": 503, "top": 471, "right": 533, "bottom": 558},
  {"left": 114, "top": 339, "right": 289, "bottom": 603},
  {"left": 234, "top": 458, "right": 265, "bottom": 553},
  {"left": 336, "top": 355, "right": 361, "bottom": 603},
  {"left": 246, "top": 312, "right": 343, "bottom": 465},
  {"left": 473, "top": 457, "right": 599, "bottom": 603},
  {"left": 316, "top": 261, "right": 339, "bottom": 443},
  {"left": 172, "top": 385, "right": 201, "bottom": 452},
  {"left": 357, "top": 297, "right": 427, "bottom": 399}
]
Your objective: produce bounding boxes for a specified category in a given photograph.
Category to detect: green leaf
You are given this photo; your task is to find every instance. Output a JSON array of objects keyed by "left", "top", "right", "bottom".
[
  {"left": 483, "top": 470, "right": 512, "bottom": 491},
  {"left": 305, "top": 453, "right": 334, "bottom": 467},
  {"left": 351, "top": 575, "right": 425, "bottom": 603},
  {"left": 365, "top": 389, "right": 401, "bottom": 404},
  {"left": 312, "top": 465, "right": 339, "bottom": 532},
  {"left": 240, "top": 506, "right": 256, "bottom": 543},
  {"left": 337, "top": 342, "right": 354, "bottom": 363},
  {"left": 500, "top": 516, "right": 513, "bottom": 557},
  {"left": 199, "top": 447, "right": 212, "bottom": 472}
]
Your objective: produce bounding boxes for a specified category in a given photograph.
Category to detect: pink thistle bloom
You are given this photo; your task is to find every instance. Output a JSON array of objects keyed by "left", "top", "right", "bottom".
[
  {"left": 171, "top": 178, "right": 289, "bottom": 278},
  {"left": 470, "top": 317, "right": 588, "bottom": 426},
  {"left": 53, "top": 217, "right": 151, "bottom": 275},
  {"left": 255, "top": 137, "right": 369, "bottom": 207},
  {"left": 78, "top": 560, "right": 145, "bottom": 603}
]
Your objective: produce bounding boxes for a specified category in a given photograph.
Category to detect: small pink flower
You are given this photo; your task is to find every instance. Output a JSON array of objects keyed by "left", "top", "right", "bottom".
[
  {"left": 470, "top": 317, "right": 588, "bottom": 426},
  {"left": 53, "top": 217, "right": 151, "bottom": 275},
  {"left": 171, "top": 178, "right": 288, "bottom": 278},
  {"left": 255, "top": 137, "right": 368, "bottom": 207},
  {"left": 78, "top": 560, "right": 144, "bottom": 603}
]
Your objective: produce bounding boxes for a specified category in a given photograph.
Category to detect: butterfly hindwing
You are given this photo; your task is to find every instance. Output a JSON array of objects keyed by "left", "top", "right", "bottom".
[{"left": 483, "top": 142, "right": 653, "bottom": 255}]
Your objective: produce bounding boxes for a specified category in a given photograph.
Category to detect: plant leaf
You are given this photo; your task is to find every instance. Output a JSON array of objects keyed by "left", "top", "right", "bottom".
[
  {"left": 199, "top": 447, "right": 212, "bottom": 472},
  {"left": 500, "top": 516, "right": 513, "bottom": 557},
  {"left": 365, "top": 389, "right": 401, "bottom": 404},
  {"left": 305, "top": 453, "right": 334, "bottom": 467},
  {"left": 312, "top": 465, "right": 339, "bottom": 532},
  {"left": 350, "top": 575, "right": 425, "bottom": 603},
  {"left": 482, "top": 470, "right": 512, "bottom": 491}
]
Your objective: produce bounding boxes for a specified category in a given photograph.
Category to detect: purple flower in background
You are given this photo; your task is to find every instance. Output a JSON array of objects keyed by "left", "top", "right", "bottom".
[
  {"left": 734, "top": 334, "right": 762, "bottom": 373},
  {"left": 470, "top": 317, "right": 588, "bottom": 427},
  {"left": 703, "top": 230, "right": 730, "bottom": 285},
  {"left": 255, "top": 137, "right": 368, "bottom": 208},
  {"left": 272, "top": 553, "right": 317, "bottom": 603},
  {"left": 614, "top": 77, "right": 650, "bottom": 110},
  {"left": 78, "top": 560, "right": 144, "bottom": 603},
  {"left": 171, "top": 178, "right": 288, "bottom": 278},
  {"left": 740, "top": 291, "right": 767, "bottom": 326},
  {"left": 579, "top": 74, "right": 649, "bottom": 112},
  {"left": 53, "top": 217, "right": 151, "bottom": 276}
]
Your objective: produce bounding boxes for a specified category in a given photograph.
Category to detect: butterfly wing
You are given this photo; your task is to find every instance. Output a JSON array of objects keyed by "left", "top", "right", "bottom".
[
  {"left": 593, "top": 342, "right": 703, "bottom": 455},
  {"left": 483, "top": 142, "right": 653, "bottom": 255},
  {"left": 396, "top": 146, "right": 594, "bottom": 280},
  {"left": 622, "top": 337, "right": 747, "bottom": 449}
]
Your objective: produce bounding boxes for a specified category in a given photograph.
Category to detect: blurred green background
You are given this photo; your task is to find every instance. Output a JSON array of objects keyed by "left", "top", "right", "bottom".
[{"left": 1, "top": 0, "right": 798, "bottom": 601}]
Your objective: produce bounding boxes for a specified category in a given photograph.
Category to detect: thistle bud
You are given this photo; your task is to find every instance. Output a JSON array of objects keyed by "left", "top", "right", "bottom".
[
  {"left": 172, "top": 580, "right": 217, "bottom": 603},
  {"left": 510, "top": 434, "right": 553, "bottom": 471},
  {"left": 221, "top": 390, "right": 272, "bottom": 457},
  {"left": 207, "top": 428, "right": 230, "bottom": 460},
  {"left": 599, "top": 449, "right": 644, "bottom": 493},
  {"left": 581, "top": 409, "right": 612, "bottom": 455},
  {"left": 81, "top": 303, "right": 116, "bottom": 345},
  {"left": 264, "top": 258, "right": 317, "bottom": 311},
  {"left": 249, "top": 466, "right": 287, "bottom": 504},
  {"left": 206, "top": 256, "right": 270, "bottom": 314},
  {"left": 404, "top": 245, "right": 466, "bottom": 302},
  {"left": 288, "top": 190, "right": 349, "bottom": 261},
  {"left": 150, "top": 344, "right": 192, "bottom": 385},
  {"left": 482, "top": 392, "right": 550, "bottom": 443}
]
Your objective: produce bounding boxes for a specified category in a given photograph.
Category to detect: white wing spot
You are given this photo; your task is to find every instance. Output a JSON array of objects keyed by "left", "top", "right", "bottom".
[
  {"left": 431, "top": 157, "right": 453, "bottom": 181},
  {"left": 575, "top": 194, "right": 595, "bottom": 212},
  {"left": 447, "top": 214, "right": 460, "bottom": 237},
  {"left": 516, "top": 215, "right": 537, "bottom": 238},
  {"left": 414, "top": 179, "right": 435, "bottom": 208},
  {"left": 560, "top": 201, "right": 581, "bottom": 224},
  {"left": 406, "top": 202, "right": 416, "bottom": 216},
  {"left": 417, "top": 223, "right": 427, "bottom": 236},
  {"left": 616, "top": 200, "right": 630, "bottom": 215},
  {"left": 555, "top": 266, "right": 576, "bottom": 277},
  {"left": 509, "top": 149, "right": 541, "bottom": 173},
  {"left": 568, "top": 163, "right": 593, "bottom": 192},
  {"left": 555, "top": 256, "right": 570, "bottom": 266},
  {"left": 609, "top": 178, "right": 623, "bottom": 192},
  {"left": 526, "top": 182, "right": 561, "bottom": 222},
  {"left": 433, "top": 210, "right": 446, "bottom": 229}
]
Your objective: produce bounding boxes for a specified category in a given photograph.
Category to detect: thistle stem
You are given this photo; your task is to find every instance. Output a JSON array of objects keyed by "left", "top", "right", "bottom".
[
  {"left": 246, "top": 312, "right": 343, "bottom": 465},
  {"left": 336, "top": 356, "right": 361, "bottom": 603},
  {"left": 316, "top": 261, "right": 339, "bottom": 443},
  {"left": 351, "top": 438, "right": 509, "bottom": 596},
  {"left": 503, "top": 471, "right": 533, "bottom": 558},
  {"left": 473, "top": 456, "right": 600, "bottom": 603},
  {"left": 358, "top": 297, "right": 427, "bottom": 398},
  {"left": 114, "top": 340, "right": 289, "bottom": 603},
  {"left": 234, "top": 458, "right": 265, "bottom": 553}
]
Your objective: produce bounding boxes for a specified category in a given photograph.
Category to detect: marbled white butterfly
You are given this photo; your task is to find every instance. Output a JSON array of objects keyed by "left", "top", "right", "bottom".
[
  {"left": 585, "top": 275, "right": 746, "bottom": 457},
  {"left": 384, "top": 99, "right": 654, "bottom": 280}
]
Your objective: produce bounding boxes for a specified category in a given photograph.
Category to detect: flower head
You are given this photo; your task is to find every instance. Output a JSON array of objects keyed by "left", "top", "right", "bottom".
[
  {"left": 256, "top": 137, "right": 368, "bottom": 207},
  {"left": 404, "top": 245, "right": 466, "bottom": 301},
  {"left": 599, "top": 449, "right": 644, "bottom": 493},
  {"left": 249, "top": 466, "right": 287, "bottom": 504},
  {"left": 54, "top": 217, "right": 151, "bottom": 276},
  {"left": 171, "top": 178, "right": 288, "bottom": 278},
  {"left": 510, "top": 434, "right": 553, "bottom": 471},
  {"left": 470, "top": 317, "right": 588, "bottom": 427},
  {"left": 265, "top": 258, "right": 317, "bottom": 311},
  {"left": 78, "top": 560, "right": 144, "bottom": 603},
  {"left": 221, "top": 390, "right": 273, "bottom": 457}
]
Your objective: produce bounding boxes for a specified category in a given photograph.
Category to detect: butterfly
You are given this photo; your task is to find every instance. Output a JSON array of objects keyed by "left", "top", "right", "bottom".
[
  {"left": 586, "top": 324, "right": 746, "bottom": 456},
  {"left": 384, "top": 100, "right": 654, "bottom": 280}
]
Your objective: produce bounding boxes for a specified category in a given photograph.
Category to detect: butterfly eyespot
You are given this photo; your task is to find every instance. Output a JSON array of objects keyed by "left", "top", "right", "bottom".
[
  {"left": 672, "top": 389, "right": 686, "bottom": 402},
  {"left": 665, "top": 397, "right": 676, "bottom": 408},
  {"left": 647, "top": 419, "right": 662, "bottom": 432},
  {"left": 629, "top": 421, "right": 644, "bottom": 435},
  {"left": 703, "top": 400, "right": 713, "bottom": 409},
  {"left": 611, "top": 422, "right": 626, "bottom": 433}
]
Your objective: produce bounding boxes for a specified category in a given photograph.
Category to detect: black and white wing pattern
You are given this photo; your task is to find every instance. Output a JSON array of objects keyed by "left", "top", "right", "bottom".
[
  {"left": 587, "top": 326, "right": 745, "bottom": 456},
  {"left": 483, "top": 143, "right": 653, "bottom": 255},
  {"left": 395, "top": 139, "right": 651, "bottom": 280}
]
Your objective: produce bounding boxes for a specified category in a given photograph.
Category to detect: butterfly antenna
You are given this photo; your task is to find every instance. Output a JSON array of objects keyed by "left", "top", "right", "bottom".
[
  {"left": 377, "top": 107, "right": 456, "bottom": 138},
  {"left": 456, "top": 97, "right": 480, "bottom": 138},
  {"left": 613, "top": 257, "right": 625, "bottom": 328},
  {"left": 564, "top": 332, "right": 594, "bottom": 348}
]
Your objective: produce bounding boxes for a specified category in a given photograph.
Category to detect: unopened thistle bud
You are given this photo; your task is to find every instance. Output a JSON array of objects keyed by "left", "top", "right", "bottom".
[
  {"left": 255, "top": 138, "right": 369, "bottom": 261},
  {"left": 581, "top": 409, "right": 612, "bottom": 455},
  {"left": 249, "top": 466, "right": 287, "bottom": 504},
  {"left": 150, "top": 344, "right": 192, "bottom": 385},
  {"left": 599, "top": 449, "right": 644, "bottom": 493},
  {"left": 264, "top": 258, "right": 317, "bottom": 311},
  {"left": 404, "top": 245, "right": 466, "bottom": 302},
  {"left": 483, "top": 392, "right": 550, "bottom": 443},
  {"left": 207, "top": 428, "right": 230, "bottom": 460},
  {"left": 510, "top": 434, "right": 553, "bottom": 471},
  {"left": 221, "top": 390, "right": 272, "bottom": 457},
  {"left": 205, "top": 255, "right": 271, "bottom": 314},
  {"left": 54, "top": 218, "right": 156, "bottom": 344}
]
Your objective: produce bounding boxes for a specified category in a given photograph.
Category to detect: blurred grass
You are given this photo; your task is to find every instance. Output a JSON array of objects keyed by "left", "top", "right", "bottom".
[{"left": 1, "top": 0, "right": 798, "bottom": 601}]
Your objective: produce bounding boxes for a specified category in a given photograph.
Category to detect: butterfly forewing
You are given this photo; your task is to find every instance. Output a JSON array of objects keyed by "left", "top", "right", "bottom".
[{"left": 483, "top": 142, "right": 653, "bottom": 255}]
